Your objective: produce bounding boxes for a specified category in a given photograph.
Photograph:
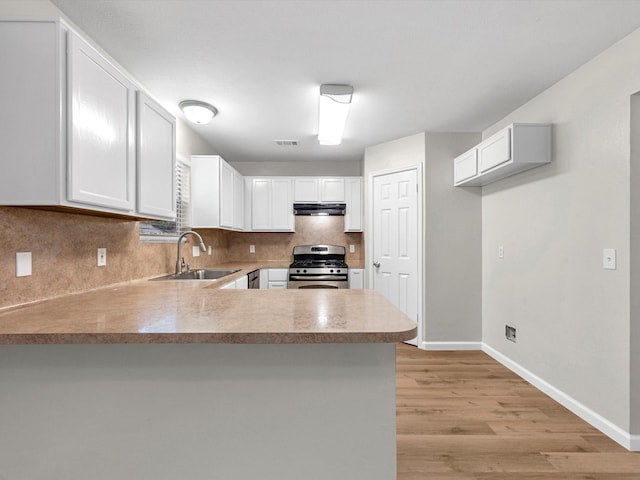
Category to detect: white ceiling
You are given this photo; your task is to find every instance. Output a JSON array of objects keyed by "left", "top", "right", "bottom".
[{"left": 51, "top": 0, "right": 640, "bottom": 164}]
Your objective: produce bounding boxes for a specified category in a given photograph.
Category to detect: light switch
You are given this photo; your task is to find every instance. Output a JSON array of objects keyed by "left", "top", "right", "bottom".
[
  {"left": 498, "top": 245, "right": 504, "bottom": 259},
  {"left": 603, "top": 248, "right": 616, "bottom": 270},
  {"left": 16, "top": 252, "right": 32, "bottom": 277},
  {"left": 192, "top": 245, "right": 201, "bottom": 257}
]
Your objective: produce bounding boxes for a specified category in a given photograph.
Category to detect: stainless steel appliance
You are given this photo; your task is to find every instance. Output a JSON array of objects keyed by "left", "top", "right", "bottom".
[
  {"left": 288, "top": 245, "right": 349, "bottom": 289},
  {"left": 247, "top": 269, "right": 260, "bottom": 289}
]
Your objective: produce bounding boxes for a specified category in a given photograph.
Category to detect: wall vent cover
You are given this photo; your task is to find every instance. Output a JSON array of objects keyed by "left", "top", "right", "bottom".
[{"left": 275, "top": 139, "right": 299, "bottom": 146}]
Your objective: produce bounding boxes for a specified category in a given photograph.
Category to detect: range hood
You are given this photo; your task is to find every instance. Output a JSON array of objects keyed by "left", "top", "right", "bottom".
[{"left": 293, "top": 203, "right": 346, "bottom": 216}]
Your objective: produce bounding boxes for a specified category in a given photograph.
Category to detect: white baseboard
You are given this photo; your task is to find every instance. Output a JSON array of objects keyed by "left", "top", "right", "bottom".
[
  {"left": 420, "top": 341, "right": 482, "bottom": 351},
  {"left": 482, "top": 343, "right": 638, "bottom": 452}
]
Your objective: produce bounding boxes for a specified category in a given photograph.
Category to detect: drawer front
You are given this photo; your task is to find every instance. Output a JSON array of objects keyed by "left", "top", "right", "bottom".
[
  {"left": 478, "top": 127, "right": 511, "bottom": 173},
  {"left": 454, "top": 149, "right": 478, "bottom": 184}
]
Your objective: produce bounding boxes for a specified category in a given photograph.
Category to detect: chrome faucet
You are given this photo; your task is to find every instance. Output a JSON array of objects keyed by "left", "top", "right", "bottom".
[{"left": 175, "top": 231, "right": 207, "bottom": 274}]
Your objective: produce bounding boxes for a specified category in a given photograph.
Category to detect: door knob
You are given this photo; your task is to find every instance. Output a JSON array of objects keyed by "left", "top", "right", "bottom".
[{"left": 373, "top": 261, "right": 380, "bottom": 268}]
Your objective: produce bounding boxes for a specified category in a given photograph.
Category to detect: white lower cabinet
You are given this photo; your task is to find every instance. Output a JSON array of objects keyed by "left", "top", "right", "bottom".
[
  {"left": 220, "top": 281, "right": 236, "bottom": 290},
  {"left": 267, "top": 268, "right": 288, "bottom": 289},
  {"left": 348, "top": 269, "right": 364, "bottom": 289},
  {"left": 235, "top": 275, "right": 249, "bottom": 289}
]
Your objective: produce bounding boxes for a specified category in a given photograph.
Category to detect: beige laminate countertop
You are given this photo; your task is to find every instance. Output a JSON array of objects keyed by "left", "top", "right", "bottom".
[{"left": 0, "top": 264, "right": 416, "bottom": 345}]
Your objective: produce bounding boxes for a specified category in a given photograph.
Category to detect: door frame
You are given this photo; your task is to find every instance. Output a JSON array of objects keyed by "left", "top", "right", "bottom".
[{"left": 367, "top": 164, "right": 424, "bottom": 347}]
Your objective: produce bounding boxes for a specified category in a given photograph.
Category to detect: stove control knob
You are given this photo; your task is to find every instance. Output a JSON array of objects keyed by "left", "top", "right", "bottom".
[
  {"left": 296, "top": 269, "right": 301, "bottom": 273},
  {"left": 303, "top": 269, "right": 307, "bottom": 273},
  {"left": 330, "top": 269, "right": 334, "bottom": 273},
  {"left": 336, "top": 269, "right": 341, "bottom": 273}
]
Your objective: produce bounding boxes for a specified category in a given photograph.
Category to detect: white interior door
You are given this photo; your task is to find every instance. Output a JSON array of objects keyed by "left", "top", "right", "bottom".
[{"left": 372, "top": 168, "right": 419, "bottom": 345}]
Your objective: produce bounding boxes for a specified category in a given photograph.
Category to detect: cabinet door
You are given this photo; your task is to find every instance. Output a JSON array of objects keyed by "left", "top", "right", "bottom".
[
  {"left": 453, "top": 148, "right": 478, "bottom": 185},
  {"left": 219, "top": 160, "right": 235, "bottom": 228},
  {"left": 233, "top": 170, "right": 244, "bottom": 230},
  {"left": 136, "top": 91, "right": 176, "bottom": 219},
  {"left": 67, "top": 31, "right": 135, "bottom": 211},
  {"left": 270, "top": 178, "right": 293, "bottom": 230},
  {"left": 235, "top": 275, "right": 248, "bottom": 289},
  {"left": 320, "top": 178, "right": 345, "bottom": 202},
  {"left": 294, "top": 178, "right": 320, "bottom": 202},
  {"left": 478, "top": 127, "right": 511, "bottom": 173},
  {"left": 220, "top": 281, "right": 236, "bottom": 289},
  {"left": 251, "top": 179, "right": 271, "bottom": 230},
  {"left": 348, "top": 269, "right": 364, "bottom": 289},
  {"left": 344, "top": 177, "right": 362, "bottom": 232}
]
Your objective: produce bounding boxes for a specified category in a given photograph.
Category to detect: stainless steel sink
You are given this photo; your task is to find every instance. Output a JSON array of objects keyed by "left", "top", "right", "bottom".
[{"left": 151, "top": 269, "right": 240, "bottom": 281}]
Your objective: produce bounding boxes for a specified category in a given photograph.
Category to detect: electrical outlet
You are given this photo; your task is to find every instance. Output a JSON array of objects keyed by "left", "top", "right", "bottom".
[
  {"left": 349, "top": 244, "right": 355, "bottom": 253},
  {"left": 208, "top": 245, "right": 212, "bottom": 255},
  {"left": 97, "top": 248, "right": 107, "bottom": 267},
  {"left": 249, "top": 245, "right": 255, "bottom": 254},
  {"left": 505, "top": 325, "right": 516, "bottom": 343},
  {"left": 192, "top": 245, "right": 201, "bottom": 257}
]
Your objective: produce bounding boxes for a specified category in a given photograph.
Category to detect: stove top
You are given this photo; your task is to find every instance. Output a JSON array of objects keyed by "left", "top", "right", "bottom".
[{"left": 289, "top": 245, "right": 349, "bottom": 274}]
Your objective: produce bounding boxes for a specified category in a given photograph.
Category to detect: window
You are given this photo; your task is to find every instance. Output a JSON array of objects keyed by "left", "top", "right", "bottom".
[{"left": 139, "top": 159, "right": 191, "bottom": 242}]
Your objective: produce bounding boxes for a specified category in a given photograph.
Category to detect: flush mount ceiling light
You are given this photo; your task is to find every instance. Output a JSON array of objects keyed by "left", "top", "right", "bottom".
[
  {"left": 179, "top": 100, "right": 218, "bottom": 125},
  {"left": 317, "top": 84, "right": 353, "bottom": 146}
]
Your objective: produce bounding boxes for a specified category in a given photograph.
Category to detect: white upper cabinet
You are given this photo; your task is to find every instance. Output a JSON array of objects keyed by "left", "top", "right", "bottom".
[
  {"left": 344, "top": 177, "right": 363, "bottom": 232},
  {"left": 320, "top": 178, "right": 345, "bottom": 202},
  {"left": 293, "top": 177, "right": 345, "bottom": 203},
  {"left": 454, "top": 123, "right": 551, "bottom": 187},
  {"left": 191, "top": 155, "right": 244, "bottom": 230},
  {"left": 0, "top": 19, "right": 175, "bottom": 219},
  {"left": 67, "top": 31, "right": 135, "bottom": 212},
  {"left": 293, "top": 178, "right": 320, "bottom": 202},
  {"left": 136, "top": 92, "right": 176, "bottom": 220},
  {"left": 250, "top": 178, "right": 294, "bottom": 231}
]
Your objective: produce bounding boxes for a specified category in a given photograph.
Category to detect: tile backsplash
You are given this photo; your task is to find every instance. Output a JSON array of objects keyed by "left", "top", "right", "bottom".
[{"left": 1, "top": 208, "right": 363, "bottom": 309}]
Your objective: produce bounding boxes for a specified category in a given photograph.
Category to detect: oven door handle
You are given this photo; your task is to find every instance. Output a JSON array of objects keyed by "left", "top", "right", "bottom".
[{"left": 289, "top": 275, "right": 348, "bottom": 281}]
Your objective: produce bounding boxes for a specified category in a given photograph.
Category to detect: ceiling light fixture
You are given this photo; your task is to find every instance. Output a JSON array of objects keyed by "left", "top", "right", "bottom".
[
  {"left": 179, "top": 100, "right": 218, "bottom": 125},
  {"left": 317, "top": 84, "right": 353, "bottom": 146}
]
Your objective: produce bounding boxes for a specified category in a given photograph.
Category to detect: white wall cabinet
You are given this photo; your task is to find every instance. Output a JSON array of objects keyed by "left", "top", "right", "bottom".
[
  {"left": 67, "top": 30, "right": 136, "bottom": 212},
  {"left": 249, "top": 178, "right": 294, "bottom": 232},
  {"left": 453, "top": 123, "right": 551, "bottom": 187},
  {"left": 344, "top": 177, "right": 363, "bottom": 232},
  {"left": 191, "top": 155, "right": 244, "bottom": 230},
  {"left": 293, "top": 177, "right": 345, "bottom": 203},
  {"left": 0, "top": 19, "right": 175, "bottom": 220},
  {"left": 348, "top": 269, "right": 365, "bottom": 289},
  {"left": 136, "top": 91, "right": 176, "bottom": 220}
]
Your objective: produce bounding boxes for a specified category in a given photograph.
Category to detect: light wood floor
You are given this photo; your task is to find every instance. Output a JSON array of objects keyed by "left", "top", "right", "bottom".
[{"left": 395, "top": 343, "right": 640, "bottom": 479}]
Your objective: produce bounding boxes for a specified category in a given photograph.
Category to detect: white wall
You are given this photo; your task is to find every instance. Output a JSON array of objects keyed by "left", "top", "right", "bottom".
[
  {"left": 424, "top": 133, "right": 482, "bottom": 344},
  {"left": 230, "top": 160, "right": 362, "bottom": 177},
  {"left": 364, "top": 132, "right": 483, "bottom": 347},
  {"left": 482, "top": 27, "right": 640, "bottom": 436}
]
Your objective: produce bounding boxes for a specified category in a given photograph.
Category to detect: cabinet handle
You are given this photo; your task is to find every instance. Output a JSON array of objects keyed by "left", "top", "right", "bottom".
[{"left": 373, "top": 261, "right": 380, "bottom": 268}]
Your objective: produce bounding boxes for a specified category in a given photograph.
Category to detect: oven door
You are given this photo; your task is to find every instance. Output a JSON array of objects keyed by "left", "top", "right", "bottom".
[{"left": 288, "top": 275, "right": 348, "bottom": 289}]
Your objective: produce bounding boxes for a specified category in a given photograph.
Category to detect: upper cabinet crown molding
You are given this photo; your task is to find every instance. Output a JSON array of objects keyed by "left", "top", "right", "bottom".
[
  {"left": 0, "top": 18, "right": 175, "bottom": 220},
  {"left": 454, "top": 123, "right": 552, "bottom": 187}
]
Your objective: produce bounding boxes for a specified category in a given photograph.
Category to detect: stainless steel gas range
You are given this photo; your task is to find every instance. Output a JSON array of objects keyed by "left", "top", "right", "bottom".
[{"left": 288, "top": 245, "right": 349, "bottom": 289}]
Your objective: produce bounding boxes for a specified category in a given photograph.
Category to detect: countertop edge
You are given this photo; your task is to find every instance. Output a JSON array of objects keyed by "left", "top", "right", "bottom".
[{"left": 0, "top": 328, "right": 417, "bottom": 345}]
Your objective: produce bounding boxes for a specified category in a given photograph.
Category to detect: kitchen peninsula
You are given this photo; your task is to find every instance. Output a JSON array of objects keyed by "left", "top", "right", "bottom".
[{"left": 0, "top": 283, "right": 416, "bottom": 480}]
